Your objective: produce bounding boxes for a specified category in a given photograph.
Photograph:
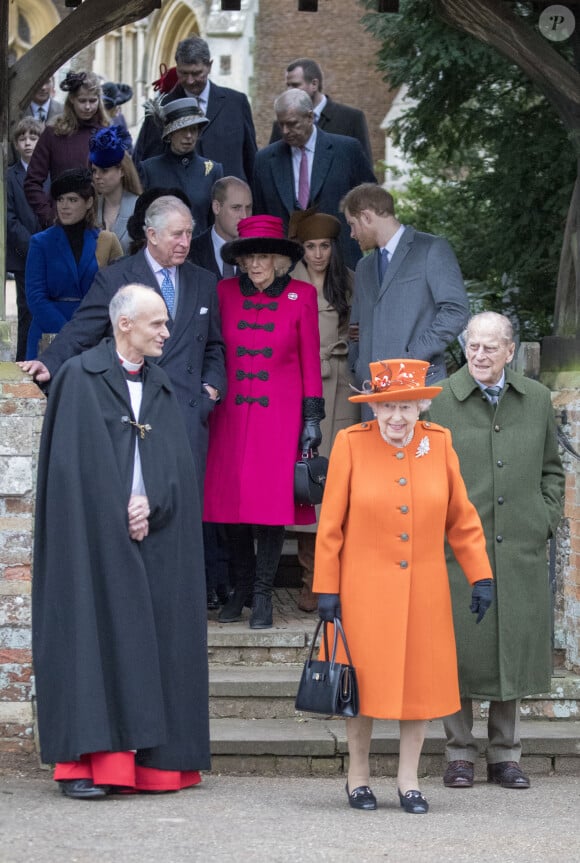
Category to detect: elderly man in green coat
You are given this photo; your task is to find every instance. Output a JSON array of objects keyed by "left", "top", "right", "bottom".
[{"left": 428, "top": 311, "right": 565, "bottom": 790}]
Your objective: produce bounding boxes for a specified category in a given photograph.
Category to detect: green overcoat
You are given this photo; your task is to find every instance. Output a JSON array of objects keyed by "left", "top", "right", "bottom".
[{"left": 428, "top": 365, "right": 565, "bottom": 700}]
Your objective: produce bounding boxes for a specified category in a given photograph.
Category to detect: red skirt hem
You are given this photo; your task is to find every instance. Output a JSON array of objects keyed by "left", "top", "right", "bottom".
[{"left": 54, "top": 751, "right": 202, "bottom": 792}]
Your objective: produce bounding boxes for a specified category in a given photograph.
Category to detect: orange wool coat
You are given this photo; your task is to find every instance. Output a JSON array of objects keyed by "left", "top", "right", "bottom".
[{"left": 313, "top": 420, "right": 493, "bottom": 720}]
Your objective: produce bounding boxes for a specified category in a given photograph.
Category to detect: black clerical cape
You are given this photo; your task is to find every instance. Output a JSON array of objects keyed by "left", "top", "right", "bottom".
[{"left": 32, "top": 338, "right": 210, "bottom": 769}]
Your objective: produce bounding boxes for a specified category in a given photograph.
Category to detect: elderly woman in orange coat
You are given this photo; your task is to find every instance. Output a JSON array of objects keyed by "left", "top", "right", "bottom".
[{"left": 313, "top": 359, "right": 494, "bottom": 814}]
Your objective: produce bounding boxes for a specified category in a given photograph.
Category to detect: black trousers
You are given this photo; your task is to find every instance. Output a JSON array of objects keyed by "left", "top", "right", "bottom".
[{"left": 225, "top": 524, "right": 285, "bottom": 597}]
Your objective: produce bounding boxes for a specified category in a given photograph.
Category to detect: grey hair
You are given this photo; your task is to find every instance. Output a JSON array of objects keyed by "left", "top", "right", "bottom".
[
  {"left": 464, "top": 311, "right": 514, "bottom": 345},
  {"left": 175, "top": 36, "right": 211, "bottom": 66},
  {"left": 109, "top": 283, "right": 157, "bottom": 330},
  {"left": 372, "top": 398, "right": 432, "bottom": 414},
  {"left": 274, "top": 89, "right": 313, "bottom": 116},
  {"left": 144, "top": 195, "right": 193, "bottom": 232}
]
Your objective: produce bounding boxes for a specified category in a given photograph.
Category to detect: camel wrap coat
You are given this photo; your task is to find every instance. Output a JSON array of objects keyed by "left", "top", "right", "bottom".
[
  {"left": 291, "top": 261, "right": 359, "bottom": 532},
  {"left": 427, "top": 365, "right": 565, "bottom": 701},
  {"left": 313, "top": 420, "right": 493, "bottom": 720}
]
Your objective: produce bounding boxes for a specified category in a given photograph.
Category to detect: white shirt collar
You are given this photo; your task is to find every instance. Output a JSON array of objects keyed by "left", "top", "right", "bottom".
[
  {"left": 145, "top": 247, "right": 175, "bottom": 278},
  {"left": 475, "top": 372, "right": 506, "bottom": 391},
  {"left": 313, "top": 94, "right": 327, "bottom": 122},
  {"left": 381, "top": 224, "right": 406, "bottom": 258},
  {"left": 194, "top": 80, "right": 211, "bottom": 111},
  {"left": 291, "top": 125, "right": 317, "bottom": 155}
]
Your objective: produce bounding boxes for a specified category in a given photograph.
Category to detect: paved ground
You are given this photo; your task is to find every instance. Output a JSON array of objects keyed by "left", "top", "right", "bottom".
[{"left": 1, "top": 754, "right": 579, "bottom": 863}]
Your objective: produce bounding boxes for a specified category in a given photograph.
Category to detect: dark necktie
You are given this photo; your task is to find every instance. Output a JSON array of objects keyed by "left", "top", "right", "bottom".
[
  {"left": 378, "top": 248, "right": 389, "bottom": 282},
  {"left": 484, "top": 385, "right": 501, "bottom": 405},
  {"left": 298, "top": 147, "right": 310, "bottom": 209},
  {"left": 37, "top": 107, "right": 47, "bottom": 123},
  {"left": 222, "top": 261, "right": 235, "bottom": 278}
]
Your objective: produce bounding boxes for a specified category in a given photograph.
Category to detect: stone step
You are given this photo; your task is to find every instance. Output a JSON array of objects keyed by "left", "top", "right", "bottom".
[
  {"left": 208, "top": 663, "right": 580, "bottom": 721},
  {"left": 208, "top": 717, "right": 580, "bottom": 777},
  {"left": 209, "top": 664, "right": 303, "bottom": 718}
]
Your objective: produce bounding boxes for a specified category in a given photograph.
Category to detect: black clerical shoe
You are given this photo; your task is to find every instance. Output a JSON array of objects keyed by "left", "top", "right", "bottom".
[
  {"left": 59, "top": 779, "right": 110, "bottom": 799},
  {"left": 398, "top": 788, "right": 429, "bottom": 814},
  {"left": 487, "top": 761, "right": 530, "bottom": 789},
  {"left": 345, "top": 782, "right": 377, "bottom": 810}
]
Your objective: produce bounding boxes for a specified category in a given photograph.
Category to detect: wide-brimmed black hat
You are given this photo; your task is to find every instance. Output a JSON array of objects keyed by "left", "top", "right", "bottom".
[{"left": 221, "top": 216, "right": 303, "bottom": 265}]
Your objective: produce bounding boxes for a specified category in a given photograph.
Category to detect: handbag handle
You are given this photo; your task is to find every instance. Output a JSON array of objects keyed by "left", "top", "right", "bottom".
[
  {"left": 305, "top": 617, "right": 355, "bottom": 670},
  {"left": 300, "top": 446, "right": 320, "bottom": 459}
]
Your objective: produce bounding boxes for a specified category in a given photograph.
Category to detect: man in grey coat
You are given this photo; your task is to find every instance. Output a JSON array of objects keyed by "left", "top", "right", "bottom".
[
  {"left": 429, "top": 312, "right": 565, "bottom": 790},
  {"left": 342, "top": 184, "right": 469, "bottom": 416}
]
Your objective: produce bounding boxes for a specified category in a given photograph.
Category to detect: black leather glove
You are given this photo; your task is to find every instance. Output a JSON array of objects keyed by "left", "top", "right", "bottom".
[
  {"left": 470, "top": 578, "right": 494, "bottom": 624},
  {"left": 300, "top": 420, "right": 322, "bottom": 451},
  {"left": 300, "top": 396, "right": 325, "bottom": 451},
  {"left": 318, "top": 593, "right": 341, "bottom": 622}
]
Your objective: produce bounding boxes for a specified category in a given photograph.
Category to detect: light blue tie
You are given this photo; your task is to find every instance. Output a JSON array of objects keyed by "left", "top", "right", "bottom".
[
  {"left": 484, "top": 385, "right": 501, "bottom": 405},
  {"left": 160, "top": 268, "right": 175, "bottom": 316}
]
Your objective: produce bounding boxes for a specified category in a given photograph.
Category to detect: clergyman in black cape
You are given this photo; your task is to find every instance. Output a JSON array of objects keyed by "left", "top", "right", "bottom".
[{"left": 32, "top": 284, "right": 210, "bottom": 799}]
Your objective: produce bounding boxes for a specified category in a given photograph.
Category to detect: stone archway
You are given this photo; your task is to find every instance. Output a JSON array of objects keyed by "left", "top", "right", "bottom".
[
  {"left": 8, "top": 0, "right": 60, "bottom": 62},
  {"left": 141, "top": 0, "right": 204, "bottom": 96}
]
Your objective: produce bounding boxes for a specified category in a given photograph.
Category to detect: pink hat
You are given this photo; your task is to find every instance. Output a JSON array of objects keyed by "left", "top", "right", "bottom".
[{"left": 221, "top": 215, "right": 303, "bottom": 265}]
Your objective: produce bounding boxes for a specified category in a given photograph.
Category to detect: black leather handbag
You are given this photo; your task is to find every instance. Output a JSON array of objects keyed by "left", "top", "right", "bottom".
[
  {"left": 295, "top": 618, "right": 359, "bottom": 718},
  {"left": 294, "top": 448, "right": 329, "bottom": 506}
]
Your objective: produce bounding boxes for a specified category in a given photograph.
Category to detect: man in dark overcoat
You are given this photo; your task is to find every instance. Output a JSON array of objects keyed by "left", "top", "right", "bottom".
[
  {"left": 19, "top": 195, "right": 226, "bottom": 497},
  {"left": 252, "top": 89, "right": 376, "bottom": 269},
  {"left": 33, "top": 284, "right": 210, "bottom": 798},
  {"left": 428, "top": 311, "right": 565, "bottom": 790}
]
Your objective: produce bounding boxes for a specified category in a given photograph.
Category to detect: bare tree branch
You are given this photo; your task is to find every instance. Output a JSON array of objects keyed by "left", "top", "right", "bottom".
[{"left": 8, "top": 0, "right": 160, "bottom": 124}]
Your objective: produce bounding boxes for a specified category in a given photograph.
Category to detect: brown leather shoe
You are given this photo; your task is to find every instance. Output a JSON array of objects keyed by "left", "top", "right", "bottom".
[
  {"left": 297, "top": 584, "right": 319, "bottom": 613},
  {"left": 487, "top": 761, "right": 530, "bottom": 789},
  {"left": 443, "top": 760, "right": 474, "bottom": 788}
]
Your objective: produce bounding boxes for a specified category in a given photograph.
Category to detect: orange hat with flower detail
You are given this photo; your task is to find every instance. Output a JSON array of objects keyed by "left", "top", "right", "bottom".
[{"left": 348, "top": 359, "right": 442, "bottom": 403}]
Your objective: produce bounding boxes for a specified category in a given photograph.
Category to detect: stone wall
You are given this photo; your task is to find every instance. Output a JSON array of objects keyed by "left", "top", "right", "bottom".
[
  {"left": 0, "top": 365, "right": 45, "bottom": 753},
  {"left": 549, "top": 374, "right": 580, "bottom": 672}
]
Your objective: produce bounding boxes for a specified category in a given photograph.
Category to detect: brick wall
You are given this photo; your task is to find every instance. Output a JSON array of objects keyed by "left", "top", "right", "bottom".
[
  {"left": 0, "top": 365, "right": 45, "bottom": 753},
  {"left": 252, "top": 0, "right": 394, "bottom": 176}
]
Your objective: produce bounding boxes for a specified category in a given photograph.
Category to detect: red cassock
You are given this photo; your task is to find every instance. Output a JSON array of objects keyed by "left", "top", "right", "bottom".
[{"left": 204, "top": 277, "right": 323, "bottom": 525}]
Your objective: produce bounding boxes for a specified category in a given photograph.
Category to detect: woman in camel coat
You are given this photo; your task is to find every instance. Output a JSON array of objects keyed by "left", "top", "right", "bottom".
[
  {"left": 313, "top": 359, "right": 494, "bottom": 814},
  {"left": 288, "top": 209, "right": 360, "bottom": 611}
]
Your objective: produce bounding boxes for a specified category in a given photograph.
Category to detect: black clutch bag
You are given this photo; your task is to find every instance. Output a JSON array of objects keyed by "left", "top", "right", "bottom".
[
  {"left": 295, "top": 617, "right": 359, "bottom": 718},
  {"left": 294, "top": 448, "right": 329, "bottom": 506}
]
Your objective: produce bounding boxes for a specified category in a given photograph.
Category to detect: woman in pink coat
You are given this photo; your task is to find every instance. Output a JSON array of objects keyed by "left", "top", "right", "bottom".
[{"left": 204, "top": 216, "right": 323, "bottom": 629}]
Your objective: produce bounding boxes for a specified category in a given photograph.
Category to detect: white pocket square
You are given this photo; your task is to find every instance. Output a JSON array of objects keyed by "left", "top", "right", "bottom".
[{"left": 200, "top": 307, "right": 208, "bottom": 315}]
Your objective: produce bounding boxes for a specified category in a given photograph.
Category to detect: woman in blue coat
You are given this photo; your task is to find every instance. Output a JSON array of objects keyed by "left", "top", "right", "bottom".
[{"left": 25, "top": 168, "right": 122, "bottom": 359}]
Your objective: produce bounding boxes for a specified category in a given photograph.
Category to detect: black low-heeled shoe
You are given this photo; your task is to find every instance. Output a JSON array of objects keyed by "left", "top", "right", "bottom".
[
  {"left": 59, "top": 779, "right": 110, "bottom": 800},
  {"left": 345, "top": 782, "right": 377, "bottom": 810},
  {"left": 398, "top": 788, "right": 429, "bottom": 814}
]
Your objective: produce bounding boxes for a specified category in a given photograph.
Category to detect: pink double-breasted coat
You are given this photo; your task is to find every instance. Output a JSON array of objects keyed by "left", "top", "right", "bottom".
[{"left": 203, "top": 276, "right": 322, "bottom": 525}]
